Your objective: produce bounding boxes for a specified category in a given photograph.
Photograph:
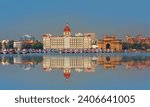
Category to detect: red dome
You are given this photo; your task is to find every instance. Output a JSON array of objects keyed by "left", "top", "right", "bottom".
[
  {"left": 64, "top": 23, "right": 71, "bottom": 32},
  {"left": 64, "top": 72, "right": 71, "bottom": 80}
]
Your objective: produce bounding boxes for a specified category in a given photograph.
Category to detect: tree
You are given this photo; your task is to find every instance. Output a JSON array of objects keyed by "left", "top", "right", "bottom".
[
  {"left": 122, "top": 42, "right": 130, "bottom": 50},
  {"left": 22, "top": 43, "right": 32, "bottom": 49},
  {"left": 141, "top": 43, "right": 150, "bottom": 50},
  {"left": 123, "top": 41, "right": 150, "bottom": 50},
  {"left": 131, "top": 43, "right": 143, "bottom": 50},
  {"left": 7, "top": 40, "right": 14, "bottom": 49},
  {"left": 32, "top": 42, "right": 43, "bottom": 49}
]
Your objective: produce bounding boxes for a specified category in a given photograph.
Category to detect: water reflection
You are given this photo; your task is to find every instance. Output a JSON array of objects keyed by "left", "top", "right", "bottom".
[
  {"left": 123, "top": 56, "right": 150, "bottom": 69},
  {"left": 0, "top": 54, "right": 150, "bottom": 74},
  {"left": 98, "top": 56, "right": 122, "bottom": 69},
  {"left": 43, "top": 55, "right": 97, "bottom": 79},
  {"left": 0, "top": 55, "right": 43, "bottom": 70}
]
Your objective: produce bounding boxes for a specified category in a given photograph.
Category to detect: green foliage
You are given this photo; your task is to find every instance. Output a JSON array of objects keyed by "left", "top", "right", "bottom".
[
  {"left": 19, "top": 41, "right": 43, "bottom": 49},
  {"left": 32, "top": 42, "right": 43, "bottom": 49},
  {"left": 122, "top": 42, "right": 129, "bottom": 50},
  {"left": 131, "top": 43, "right": 140, "bottom": 49},
  {"left": 22, "top": 43, "right": 32, "bottom": 49},
  {"left": 122, "top": 42, "right": 150, "bottom": 50},
  {"left": 8, "top": 40, "right": 14, "bottom": 49}
]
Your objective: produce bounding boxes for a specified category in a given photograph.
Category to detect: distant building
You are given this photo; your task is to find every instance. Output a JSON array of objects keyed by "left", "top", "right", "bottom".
[
  {"left": 20, "top": 34, "right": 35, "bottom": 44},
  {"left": 43, "top": 23, "right": 98, "bottom": 50},
  {"left": 1, "top": 40, "right": 9, "bottom": 49},
  {"left": 19, "top": 34, "right": 37, "bottom": 49},
  {"left": 98, "top": 35, "right": 122, "bottom": 52},
  {"left": 14, "top": 41, "right": 22, "bottom": 49},
  {"left": 126, "top": 34, "right": 150, "bottom": 45}
]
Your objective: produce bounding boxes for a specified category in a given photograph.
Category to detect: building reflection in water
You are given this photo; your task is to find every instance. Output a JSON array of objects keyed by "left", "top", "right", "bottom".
[
  {"left": 43, "top": 55, "right": 97, "bottom": 79},
  {"left": 123, "top": 56, "right": 150, "bottom": 69},
  {"left": 0, "top": 55, "right": 43, "bottom": 70},
  {"left": 98, "top": 56, "right": 122, "bottom": 69},
  {"left": 0, "top": 54, "right": 150, "bottom": 79}
]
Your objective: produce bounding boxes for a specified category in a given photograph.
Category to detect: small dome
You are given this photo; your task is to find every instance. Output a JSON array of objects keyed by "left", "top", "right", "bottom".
[
  {"left": 64, "top": 71, "right": 71, "bottom": 80},
  {"left": 64, "top": 23, "right": 71, "bottom": 32}
]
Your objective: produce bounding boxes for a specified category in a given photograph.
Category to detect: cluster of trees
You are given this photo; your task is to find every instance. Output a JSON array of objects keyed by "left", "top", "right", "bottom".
[
  {"left": 122, "top": 42, "right": 150, "bottom": 50},
  {"left": 22, "top": 42, "right": 43, "bottom": 49}
]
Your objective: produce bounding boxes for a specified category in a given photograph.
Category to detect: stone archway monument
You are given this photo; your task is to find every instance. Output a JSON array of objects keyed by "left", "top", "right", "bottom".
[{"left": 98, "top": 35, "right": 122, "bottom": 52}]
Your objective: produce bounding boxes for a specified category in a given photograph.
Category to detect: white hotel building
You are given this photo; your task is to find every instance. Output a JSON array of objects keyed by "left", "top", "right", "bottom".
[{"left": 43, "top": 23, "right": 98, "bottom": 50}]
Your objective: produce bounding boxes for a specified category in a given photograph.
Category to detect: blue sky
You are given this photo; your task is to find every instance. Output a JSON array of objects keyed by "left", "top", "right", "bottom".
[{"left": 0, "top": 0, "right": 150, "bottom": 40}]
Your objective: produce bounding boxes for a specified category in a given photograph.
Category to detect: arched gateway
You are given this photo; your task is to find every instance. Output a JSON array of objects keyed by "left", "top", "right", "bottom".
[
  {"left": 106, "top": 43, "right": 111, "bottom": 49},
  {"left": 98, "top": 36, "right": 122, "bottom": 52}
]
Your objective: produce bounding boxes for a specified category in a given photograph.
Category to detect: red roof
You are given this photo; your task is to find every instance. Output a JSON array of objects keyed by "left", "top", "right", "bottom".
[
  {"left": 128, "top": 37, "right": 150, "bottom": 41},
  {"left": 64, "top": 72, "right": 71, "bottom": 80},
  {"left": 64, "top": 23, "right": 71, "bottom": 32}
]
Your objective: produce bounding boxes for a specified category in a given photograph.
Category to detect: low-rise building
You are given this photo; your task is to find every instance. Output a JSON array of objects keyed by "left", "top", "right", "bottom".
[
  {"left": 126, "top": 34, "right": 150, "bottom": 45},
  {"left": 1, "top": 40, "right": 9, "bottom": 49},
  {"left": 14, "top": 41, "right": 22, "bottom": 49}
]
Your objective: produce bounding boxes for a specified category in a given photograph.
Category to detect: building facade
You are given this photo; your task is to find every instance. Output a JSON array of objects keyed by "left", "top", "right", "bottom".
[
  {"left": 14, "top": 41, "right": 22, "bottom": 49},
  {"left": 126, "top": 34, "right": 150, "bottom": 45},
  {"left": 1, "top": 40, "right": 9, "bottom": 49},
  {"left": 98, "top": 35, "right": 122, "bottom": 52},
  {"left": 43, "top": 24, "right": 98, "bottom": 50}
]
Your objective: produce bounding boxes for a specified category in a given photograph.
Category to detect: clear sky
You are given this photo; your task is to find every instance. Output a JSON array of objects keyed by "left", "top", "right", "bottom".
[{"left": 0, "top": 0, "right": 150, "bottom": 40}]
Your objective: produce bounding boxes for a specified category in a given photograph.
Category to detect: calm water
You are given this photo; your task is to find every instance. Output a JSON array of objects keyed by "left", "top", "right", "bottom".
[{"left": 0, "top": 53, "right": 150, "bottom": 90}]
